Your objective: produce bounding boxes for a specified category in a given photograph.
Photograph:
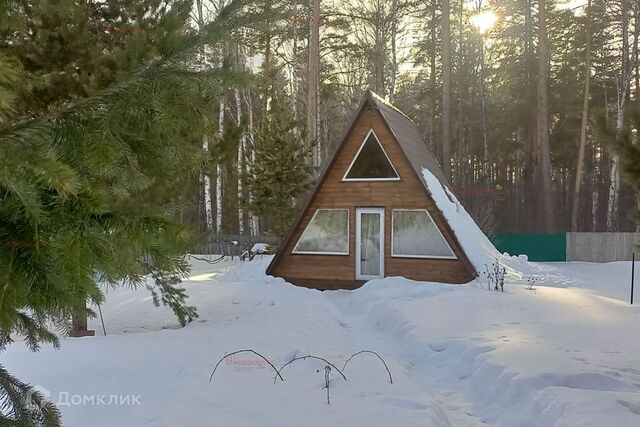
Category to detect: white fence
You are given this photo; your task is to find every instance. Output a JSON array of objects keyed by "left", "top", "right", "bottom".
[{"left": 566, "top": 232, "right": 640, "bottom": 262}]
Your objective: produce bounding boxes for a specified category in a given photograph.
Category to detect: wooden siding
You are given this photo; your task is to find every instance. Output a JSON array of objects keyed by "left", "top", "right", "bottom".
[{"left": 270, "top": 107, "right": 476, "bottom": 288}]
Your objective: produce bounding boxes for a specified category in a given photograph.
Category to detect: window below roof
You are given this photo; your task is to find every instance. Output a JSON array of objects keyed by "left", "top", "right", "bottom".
[
  {"left": 391, "top": 209, "right": 456, "bottom": 259},
  {"left": 293, "top": 209, "right": 349, "bottom": 255},
  {"left": 343, "top": 129, "right": 400, "bottom": 181}
]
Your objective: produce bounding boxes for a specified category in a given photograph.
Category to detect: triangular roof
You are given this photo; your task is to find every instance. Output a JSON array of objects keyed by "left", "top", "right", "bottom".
[
  {"left": 266, "top": 90, "right": 476, "bottom": 278},
  {"left": 365, "top": 91, "right": 449, "bottom": 185}
]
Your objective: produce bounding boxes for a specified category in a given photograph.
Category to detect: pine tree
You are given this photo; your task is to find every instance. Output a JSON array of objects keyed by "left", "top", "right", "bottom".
[
  {"left": 249, "top": 98, "right": 313, "bottom": 237},
  {"left": 0, "top": 1, "right": 255, "bottom": 425}
]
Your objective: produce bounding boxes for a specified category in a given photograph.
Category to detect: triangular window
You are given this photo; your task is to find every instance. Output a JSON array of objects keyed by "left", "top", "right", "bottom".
[
  {"left": 343, "top": 130, "right": 400, "bottom": 181},
  {"left": 293, "top": 209, "right": 349, "bottom": 255},
  {"left": 391, "top": 209, "right": 456, "bottom": 259}
]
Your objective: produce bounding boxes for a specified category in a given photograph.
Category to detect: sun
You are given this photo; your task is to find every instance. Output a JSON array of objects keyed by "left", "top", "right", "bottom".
[{"left": 470, "top": 10, "right": 498, "bottom": 35}]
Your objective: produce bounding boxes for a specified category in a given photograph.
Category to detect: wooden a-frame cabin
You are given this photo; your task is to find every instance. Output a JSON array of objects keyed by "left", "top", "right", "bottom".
[{"left": 266, "top": 90, "right": 477, "bottom": 290}]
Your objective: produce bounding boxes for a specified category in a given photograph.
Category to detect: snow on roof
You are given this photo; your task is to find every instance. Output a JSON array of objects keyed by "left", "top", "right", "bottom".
[{"left": 421, "top": 168, "right": 506, "bottom": 275}]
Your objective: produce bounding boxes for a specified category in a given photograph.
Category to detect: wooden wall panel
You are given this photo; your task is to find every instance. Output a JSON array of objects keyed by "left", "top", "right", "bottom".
[{"left": 270, "top": 107, "right": 476, "bottom": 288}]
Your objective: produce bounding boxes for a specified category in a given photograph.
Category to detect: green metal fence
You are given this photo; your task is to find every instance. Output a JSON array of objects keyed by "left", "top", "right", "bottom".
[{"left": 490, "top": 233, "right": 567, "bottom": 262}]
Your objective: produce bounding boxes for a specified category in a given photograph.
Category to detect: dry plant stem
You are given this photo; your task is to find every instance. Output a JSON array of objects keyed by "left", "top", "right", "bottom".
[
  {"left": 342, "top": 350, "right": 393, "bottom": 384},
  {"left": 274, "top": 355, "right": 347, "bottom": 384}
]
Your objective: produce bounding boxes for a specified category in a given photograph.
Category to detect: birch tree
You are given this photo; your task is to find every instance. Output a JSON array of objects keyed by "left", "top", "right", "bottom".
[
  {"left": 216, "top": 0, "right": 227, "bottom": 233},
  {"left": 607, "top": 0, "right": 632, "bottom": 231},
  {"left": 195, "top": 0, "right": 214, "bottom": 231}
]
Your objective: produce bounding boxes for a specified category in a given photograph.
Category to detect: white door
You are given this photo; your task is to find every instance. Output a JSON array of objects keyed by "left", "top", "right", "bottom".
[{"left": 356, "top": 208, "right": 385, "bottom": 280}]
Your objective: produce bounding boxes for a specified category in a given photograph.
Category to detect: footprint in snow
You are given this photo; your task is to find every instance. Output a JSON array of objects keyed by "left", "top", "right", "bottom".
[{"left": 428, "top": 343, "right": 445, "bottom": 352}]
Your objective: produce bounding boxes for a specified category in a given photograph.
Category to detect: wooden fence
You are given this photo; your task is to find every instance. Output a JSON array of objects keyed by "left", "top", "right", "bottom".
[
  {"left": 566, "top": 232, "right": 640, "bottom": 262},
  {"left": 191, "top": 234, "right": 280, "bottom": 257}
]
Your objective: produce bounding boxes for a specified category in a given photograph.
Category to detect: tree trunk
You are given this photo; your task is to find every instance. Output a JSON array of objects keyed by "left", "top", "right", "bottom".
[
  {"left": 244, "top": 89, "right": 259, "bottom": 236},
  {"left": 595, "top": 81, "right": 610, "bottom": 231},
  {"left": 216, "top": 98, "right": 224, "bottom": 233},
  {"left": 291, "top": 1, "right": 299, "bottom": 122},
  {"left": 389, "top": 0, "right": 398, "bottom": 103},
  {"left": 535, "top": 0, "right": 554, "bottom": 232},
  {"left": 69, "top": 296, "right": 94, "bottom": 337},
  {"left": 308, "top": 0, "right": 321, "bottom": 173},
  {"left": 372, "top": 0, "right": 386, "bottom": 95},
  {"left": 607, "top": 0, "right": 631, "bottom": 231},
  {"left": 571, "top": 0, "right": 592, "bottom": 231},
  {"left": 71, "top": 298, "right": 87, "bottom": 331},
  {"left": 429, "top": 0, "right": 437, "bottom": 155},
  {"left": 235, "top": 87, "right": 245, "bottom": 234},
  {"left": 634, "top": 1, "right": 639, "bottom": 100},
  {"left": 479, "top": 34, "right": 489, "bottom": 182},
  {"left": 523, "top": 0, "right": 536, "bottom": 231},
  {"left": 263, "top": 0, "right": 273, "bottom": 119},
  {"left": 195, "top": 0, "right": 213, "bottom": 231},
  {"left": 457, "top": 0, "right": 464, "bottom": 184},
  {"left": 441, "top": 0, "right": 452, "bottom": 180},
  {"left": 214, "top": 0, "right": 229, "bottom": 234}
]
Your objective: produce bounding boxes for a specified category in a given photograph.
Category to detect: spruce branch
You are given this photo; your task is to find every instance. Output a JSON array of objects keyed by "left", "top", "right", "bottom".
[{"left": 0, "top": 364, "right": 62, "bottom": 427}]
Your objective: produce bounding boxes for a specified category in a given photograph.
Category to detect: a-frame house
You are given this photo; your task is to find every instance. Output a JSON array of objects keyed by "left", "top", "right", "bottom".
[{"left": 266, "top": 90, "right": 477, "bottom": 290}]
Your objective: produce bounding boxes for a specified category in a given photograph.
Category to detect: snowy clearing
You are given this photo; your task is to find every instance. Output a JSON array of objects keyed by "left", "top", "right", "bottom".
[{"left": 3, "top": 257, "right": 640, "bottom": 426}]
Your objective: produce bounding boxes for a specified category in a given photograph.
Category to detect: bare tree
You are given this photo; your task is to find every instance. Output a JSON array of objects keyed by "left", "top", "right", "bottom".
[{"left": 571, "top": 0, "right": 592, "bottom": 231}]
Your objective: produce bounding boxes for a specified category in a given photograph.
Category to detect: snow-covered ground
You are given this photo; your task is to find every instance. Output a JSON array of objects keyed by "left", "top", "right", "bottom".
[{"left": 4, "top": 256, "right": 640, "bottom": 426}]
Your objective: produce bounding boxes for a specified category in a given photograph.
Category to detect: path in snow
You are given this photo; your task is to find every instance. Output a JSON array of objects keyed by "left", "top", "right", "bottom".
[{"left": 323, "top": 289, "right": 482, "bottom": 426}]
